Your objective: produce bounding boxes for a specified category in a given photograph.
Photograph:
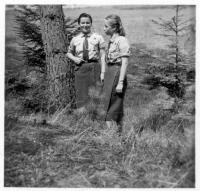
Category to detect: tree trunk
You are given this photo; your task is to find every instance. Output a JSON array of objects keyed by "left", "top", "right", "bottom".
[
  {"left": 175, "top": 5, "right": 179, "bottom": 69},
  {"left": 40, "top": 5, "right": 72, "bottom": 112}
]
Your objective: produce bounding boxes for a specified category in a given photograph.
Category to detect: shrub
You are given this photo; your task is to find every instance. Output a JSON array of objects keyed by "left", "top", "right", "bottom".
[
  {"left": 142, "top": 63, "right": 186, "bottom": 98},
  {"left": 186, "top": 67, "right": 195, "bottom": 82}
]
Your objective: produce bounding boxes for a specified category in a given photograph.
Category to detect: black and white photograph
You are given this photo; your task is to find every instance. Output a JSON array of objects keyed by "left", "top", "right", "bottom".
[{"left": 3, "top": 0, "right": 198, "bottom": 188}]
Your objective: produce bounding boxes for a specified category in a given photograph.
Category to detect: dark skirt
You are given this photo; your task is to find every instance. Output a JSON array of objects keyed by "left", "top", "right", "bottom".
[
  {"left": 74, "top": 62, "right": 100, "bottom": 108},
  {"left": 103, "top": 65, "right": 127, "bottom": 123}
]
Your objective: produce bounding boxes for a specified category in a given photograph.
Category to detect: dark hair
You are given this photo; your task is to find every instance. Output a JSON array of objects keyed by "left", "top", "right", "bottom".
[
  {"left": 105, "top": 14, "right": 125, "bottom": 36},
  {"left": 78, "top": 13, "right": 92, "bottom": 24}
]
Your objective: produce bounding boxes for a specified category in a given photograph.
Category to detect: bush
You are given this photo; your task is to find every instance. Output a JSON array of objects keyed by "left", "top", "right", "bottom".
[
  {"left": 186, "top": 67, "right": 195, "bottom": 82},
  {"left": 142, "top": 62, "right": 186, "bottom": 98},
  {"left": 6, "top": 77, "right": 31, "bottom": 98},
  {"left": 142, "top": 74, "right": 185, "bottom": 98},
  {"left": 21, "top": 80, "right": 48, "bottom": 114}
]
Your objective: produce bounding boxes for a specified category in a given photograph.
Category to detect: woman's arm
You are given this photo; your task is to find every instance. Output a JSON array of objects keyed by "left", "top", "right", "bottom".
[
  {"left": 116, "top": 57, "right": 129, "bottom": 93},
  {"left": 66, "top": 52, "right": 84, "bottom": 65},
  {"left": 66, "top": 37, "right": 84, "bottom": 64},
  {"left": 100, "top": 49, "right": 106, "bottom": 82}
]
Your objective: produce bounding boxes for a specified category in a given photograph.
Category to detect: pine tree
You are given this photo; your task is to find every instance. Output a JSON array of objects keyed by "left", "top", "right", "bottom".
[
  {"left": 152, "top": 5, "right": 192, "bottom": 71},
  {"left": 147, "top": 5, "right": 194, "bottom": 98},
  {"left": 15, "top": 5, "right": 46, "bottom": 73},
  {"left": 15, "top": 5, "right": 79, "bottom": 112}
]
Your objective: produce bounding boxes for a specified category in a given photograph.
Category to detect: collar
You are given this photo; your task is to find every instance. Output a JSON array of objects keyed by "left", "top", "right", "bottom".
[
  {"left": 110, "top": 33, "right": 120, "bottom": 42},
  {"left": 80, "top": 32, "right": 92, "bottom": 37}
]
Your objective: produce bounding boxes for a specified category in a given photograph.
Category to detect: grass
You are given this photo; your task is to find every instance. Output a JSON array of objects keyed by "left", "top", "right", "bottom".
[{"left": 4, "top": 82, "right": 195, "bottom": 187}]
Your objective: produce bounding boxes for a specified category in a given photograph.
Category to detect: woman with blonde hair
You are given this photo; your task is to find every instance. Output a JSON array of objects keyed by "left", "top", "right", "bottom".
[{"left": 102, "top": 14, "right": 131, "bottom": 134}]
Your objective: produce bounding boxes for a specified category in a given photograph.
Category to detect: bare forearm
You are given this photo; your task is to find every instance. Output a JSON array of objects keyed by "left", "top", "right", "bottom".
[
  {"left": 66, "top": 52, "right": 84, "bottom": 65},
  {"left": 66, "top": 52, "right": 77, "bottom": 62},
  {"left": 118, "top": 57, "right": 128, "bottom": 84},
  {"left": 100, "top": 49, "right": 106, "bottom": 73}
]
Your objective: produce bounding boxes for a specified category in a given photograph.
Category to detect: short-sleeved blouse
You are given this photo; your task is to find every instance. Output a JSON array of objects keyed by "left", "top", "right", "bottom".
[
  {"left": 107, "top": 35, "right": 131, "bottom": 63},
  {"left": 68, "top": 32, "right": 106, "bottom": 60}
]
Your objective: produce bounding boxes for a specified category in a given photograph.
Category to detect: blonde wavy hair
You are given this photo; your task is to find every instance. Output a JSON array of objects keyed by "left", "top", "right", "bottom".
[{"left": 105, "top": 14, "right": 126, "bottom": 36}]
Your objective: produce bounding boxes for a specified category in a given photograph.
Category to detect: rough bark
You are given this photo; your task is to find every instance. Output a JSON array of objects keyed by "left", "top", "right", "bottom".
[{"left": 40, "top": 5, "right": 73, "bottom": 112}]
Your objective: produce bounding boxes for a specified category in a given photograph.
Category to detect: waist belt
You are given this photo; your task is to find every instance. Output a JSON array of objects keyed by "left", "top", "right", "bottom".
[
  {"left": 81, "top": 59, "right": 98, "bottom": 64},
  {"left": 107, "top": 62, "right": 121, "bottom": 66}
]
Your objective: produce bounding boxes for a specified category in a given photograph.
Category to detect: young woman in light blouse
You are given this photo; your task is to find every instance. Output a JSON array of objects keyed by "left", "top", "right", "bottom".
[
  {"left": 102, "top": 14, "right": 131, "bottom": 134},
  {"left": 67, "top": 13, "right": 106, "bottom": 111}
]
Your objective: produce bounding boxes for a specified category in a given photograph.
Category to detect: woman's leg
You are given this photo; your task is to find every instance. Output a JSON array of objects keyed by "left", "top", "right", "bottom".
[{"left": 106, "top": 121, "right": 112, "bottom": 128}]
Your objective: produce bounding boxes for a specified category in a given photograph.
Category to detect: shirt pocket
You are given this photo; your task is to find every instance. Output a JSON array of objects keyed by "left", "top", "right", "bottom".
[{"left": 89, "top": 39, "right": 99, "bottom": 50}]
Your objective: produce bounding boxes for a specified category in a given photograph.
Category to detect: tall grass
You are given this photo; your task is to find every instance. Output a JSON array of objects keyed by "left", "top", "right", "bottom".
[{"left": 4, "top": 82, "right": 195, "bottom": 187}]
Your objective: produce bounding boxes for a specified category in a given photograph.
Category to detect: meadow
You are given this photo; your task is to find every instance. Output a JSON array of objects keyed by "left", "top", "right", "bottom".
[
  {"left": 4, "top": 5, "right": 195, "bottom": 187},
  {"left": 63, "top": 5, "right": 195, "bottom": 51}
]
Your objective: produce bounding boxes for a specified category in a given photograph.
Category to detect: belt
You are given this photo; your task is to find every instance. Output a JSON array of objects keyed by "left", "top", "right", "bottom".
[
  {"left": 81, "top": 59, "right": 98, "bottom": 64},
  {"left": 107, "top": 62, "right": 121, "bottom": 66},
  {"left": 88, "top": 59, "right": 98, "bottom": 63}
]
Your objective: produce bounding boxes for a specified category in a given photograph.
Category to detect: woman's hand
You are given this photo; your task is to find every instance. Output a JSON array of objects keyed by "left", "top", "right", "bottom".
[
  {"left": 100, "top": 72, "right": 105, "bottom": 83},
  {"left": 116, "top": 82, "right": 123, "bottom": 93},
  {"left": 73, "top": 57, "right": 85, "bottom": 65},
  {"left": 66, "top": 53, "right": 84, "bottom": 65}
]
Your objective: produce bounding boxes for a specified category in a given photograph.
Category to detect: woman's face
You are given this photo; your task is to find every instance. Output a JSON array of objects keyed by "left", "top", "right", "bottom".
[
  {"left": 79, "top": 17, "right": 92, "bottom": 34},
  {"left": 104, "top": 19, "right": 115, "bottom": 36}
]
